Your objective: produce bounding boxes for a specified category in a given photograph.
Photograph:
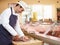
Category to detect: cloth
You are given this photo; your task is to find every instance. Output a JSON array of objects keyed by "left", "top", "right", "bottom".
[
  {"left": 0, "top": 7, "right": 24, "bottom": 45},
  {"left": 0, "top": 7, "right": 24, "bottom": 37},
  {"left": 0, "top": 25, "right": 12, "bottom": 45}
]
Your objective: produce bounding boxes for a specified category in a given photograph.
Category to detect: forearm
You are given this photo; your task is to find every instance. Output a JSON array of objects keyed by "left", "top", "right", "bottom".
[{"left": 2, "top": 23, "right": 18, "bottom": 36}]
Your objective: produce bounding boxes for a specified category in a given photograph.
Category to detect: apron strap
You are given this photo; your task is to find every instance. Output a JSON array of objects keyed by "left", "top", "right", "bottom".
[{"left": 10, "top": 7, "right": 13, "bottom": 15}]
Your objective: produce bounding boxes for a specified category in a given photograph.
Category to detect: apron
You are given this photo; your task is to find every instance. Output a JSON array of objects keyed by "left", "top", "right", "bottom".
[{"left": 0, "top": 7, "right": 17, "bottom": 45}]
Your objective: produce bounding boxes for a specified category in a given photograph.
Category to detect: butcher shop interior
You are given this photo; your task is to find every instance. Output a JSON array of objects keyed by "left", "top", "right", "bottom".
[{"left": 0, "top": 0, "right": 60, "bottom": 45}]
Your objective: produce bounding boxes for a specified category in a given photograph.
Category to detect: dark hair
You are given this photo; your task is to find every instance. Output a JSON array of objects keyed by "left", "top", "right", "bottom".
[
  {"left": 16, "top": 4, "right": 19, "bottom": 6},
  {"left": 15, "top": 4, "right": 23, "bottom": 8}
]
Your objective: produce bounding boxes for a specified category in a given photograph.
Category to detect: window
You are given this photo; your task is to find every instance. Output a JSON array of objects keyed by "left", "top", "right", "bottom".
[{"left": 31, "top": 4, "right": 53, "bottom": 21}]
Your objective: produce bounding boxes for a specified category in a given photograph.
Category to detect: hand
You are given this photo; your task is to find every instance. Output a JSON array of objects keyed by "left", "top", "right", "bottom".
[
  {"left": 12, "top": 35, "right": 20, "bottom": 41},
  {"left": 20, "top": 36, "right": 29, "bottom": 42}
]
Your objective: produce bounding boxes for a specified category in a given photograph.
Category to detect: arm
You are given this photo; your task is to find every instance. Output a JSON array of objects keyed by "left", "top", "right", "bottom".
[
  {"left": 14, "top": 16, "right": 29, "bottom": 41},
  {"left": 1, "top": 8, "right": 18, "bottom": 36},
  {"left": 14, "top": 15, "right": 24, "bottom": 37}
]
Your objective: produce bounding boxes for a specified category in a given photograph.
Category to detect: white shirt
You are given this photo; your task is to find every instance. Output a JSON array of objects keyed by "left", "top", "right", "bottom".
[{"left": 0, "top": 7, "right": 24, "bottom": 37}]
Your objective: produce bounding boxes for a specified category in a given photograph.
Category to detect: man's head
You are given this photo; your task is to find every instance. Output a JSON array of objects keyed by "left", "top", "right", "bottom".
[
  {"left": 14, "top": 4, "right": 24, "bottom": 13},
  {"left": 14, "top": 1, "right": 30, "bottom": 13}
]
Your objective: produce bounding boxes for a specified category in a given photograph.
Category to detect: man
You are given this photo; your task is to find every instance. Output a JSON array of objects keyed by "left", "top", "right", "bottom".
[{"left": 0, "top": 1, "right": 29, "bottom": 45}]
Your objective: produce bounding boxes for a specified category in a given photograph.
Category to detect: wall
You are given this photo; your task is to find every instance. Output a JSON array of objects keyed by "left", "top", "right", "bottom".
[
  {"left": 23, "top": 0, "right": 60, "bottom": 21},
  {"left": 0, "top": 0, "right": 60, "bottom": 21},
  {"left": 0, "top": 0, "right": 19, "bottom": 13}
]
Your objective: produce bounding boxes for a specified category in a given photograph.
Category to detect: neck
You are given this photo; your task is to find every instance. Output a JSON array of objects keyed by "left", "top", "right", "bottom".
[{"left": 14, "top": 7, "right": 17, "bottom": 13}]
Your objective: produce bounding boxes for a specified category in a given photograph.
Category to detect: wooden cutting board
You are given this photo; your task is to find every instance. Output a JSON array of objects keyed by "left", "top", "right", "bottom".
[{"left": 13, "top": 40, "right": 43, "bottom": 45}]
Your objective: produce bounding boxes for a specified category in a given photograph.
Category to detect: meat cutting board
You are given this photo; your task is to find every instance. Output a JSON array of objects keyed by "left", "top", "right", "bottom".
[{"left": 13, "top": 40, "right": 43, "bottom": 45}]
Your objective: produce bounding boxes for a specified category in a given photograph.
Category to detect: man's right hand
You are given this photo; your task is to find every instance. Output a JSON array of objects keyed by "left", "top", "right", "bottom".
[
  {"left": 12, "top": 35, "right": 30, "bottom": 42},
  {"left": 12, "top": 35, "right": 20, "bottom": 41}
]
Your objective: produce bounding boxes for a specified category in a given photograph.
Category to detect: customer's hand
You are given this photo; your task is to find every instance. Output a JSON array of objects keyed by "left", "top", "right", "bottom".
[{"left": 20, "top": 36, "right": 29, "bottom": 42}]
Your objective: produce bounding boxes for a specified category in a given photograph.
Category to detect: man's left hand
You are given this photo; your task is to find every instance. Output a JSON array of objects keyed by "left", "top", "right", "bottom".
[{"left": 20, "top": 36, "right": 30, "bottom": 42}]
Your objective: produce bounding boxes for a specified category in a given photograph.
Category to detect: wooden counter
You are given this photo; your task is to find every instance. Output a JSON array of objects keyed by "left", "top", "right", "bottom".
[
  {"left": 13, "top": 30, "right": 43, "bottom": 45},
  {"left": 22, "top": 30, "right": 60, "bottom": 45},
  {"left": 13, "top": 40, "right": 43, "bottom": 45}
]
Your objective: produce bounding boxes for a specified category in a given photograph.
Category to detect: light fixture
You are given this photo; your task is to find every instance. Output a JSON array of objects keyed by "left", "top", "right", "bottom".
[{"left": 38, "top": 0, "right": 40, "bottom": 3}]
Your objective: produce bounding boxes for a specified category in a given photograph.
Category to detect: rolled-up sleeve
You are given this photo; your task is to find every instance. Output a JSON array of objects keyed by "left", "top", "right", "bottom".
[{"left": 14, "top": 15, "right": 24, "bottom": 37}]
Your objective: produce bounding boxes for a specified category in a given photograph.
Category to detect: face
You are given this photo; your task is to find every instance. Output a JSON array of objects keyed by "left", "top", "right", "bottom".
[{"left": 16, "top": 5, "right": 24, "bottom": 13}]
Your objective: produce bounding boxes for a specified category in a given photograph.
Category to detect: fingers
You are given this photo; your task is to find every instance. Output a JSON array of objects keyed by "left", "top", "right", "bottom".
[
  {"left": 12, "top": 35, "right": 20, "bottom": 41},
  {"left": 20, "top": 36, "right": 30, "bottom": 42},
  {"left": 12, "top": 35, "right": 30, "bottom": 42}
]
